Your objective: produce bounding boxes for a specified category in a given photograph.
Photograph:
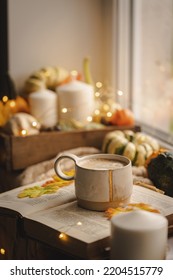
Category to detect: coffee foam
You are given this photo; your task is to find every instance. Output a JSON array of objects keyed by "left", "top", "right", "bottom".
[{"left": 78, "top": 158, "right": 125, "bottom": 170}]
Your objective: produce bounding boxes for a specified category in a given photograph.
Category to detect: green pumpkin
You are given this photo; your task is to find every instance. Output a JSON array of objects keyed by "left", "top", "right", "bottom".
[{"left": 147, "top": 151, "right": 173, "bottom": 197}]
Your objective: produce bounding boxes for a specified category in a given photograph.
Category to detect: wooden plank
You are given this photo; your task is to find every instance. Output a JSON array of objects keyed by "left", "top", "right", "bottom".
[{"left": 0, "top": 125, "right": 140, "bottom": 171}]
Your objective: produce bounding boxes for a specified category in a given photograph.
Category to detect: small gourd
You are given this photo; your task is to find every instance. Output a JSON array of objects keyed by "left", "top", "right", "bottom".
[
  {"left": 147, "top": 151, "right": 173, "bottom": 197},
  {"left": 102, "top": 130, "right": 160, "bottom": 167},
  {"left": 2, "top": 112, "right": 41, "bottom": 136}
]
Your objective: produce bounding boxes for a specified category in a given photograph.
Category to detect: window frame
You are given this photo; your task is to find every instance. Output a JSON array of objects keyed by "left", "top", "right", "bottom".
[{"left": 115, "top": 0, "right": 133, "bottom": 109}]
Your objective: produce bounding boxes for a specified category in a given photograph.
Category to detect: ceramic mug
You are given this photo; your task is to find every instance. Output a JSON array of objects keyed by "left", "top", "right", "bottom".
[{"left": 54, "top": 153, "right": 133, "bottom": 211}]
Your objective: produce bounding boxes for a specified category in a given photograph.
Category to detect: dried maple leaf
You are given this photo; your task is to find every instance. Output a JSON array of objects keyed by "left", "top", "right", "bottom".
[{"left": 105, "top": 203, "right": 160, "bottom": 219}]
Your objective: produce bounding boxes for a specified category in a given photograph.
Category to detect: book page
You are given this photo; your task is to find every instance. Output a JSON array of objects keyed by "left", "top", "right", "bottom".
[
  {"left": 1, "top": 181, "right": 173, "bottom": 224},
  {"left": 0, "top": 179, "right": 76, "bottom": 216},
  {"left": 25, "top": 201, "right": 110, "bottom": 244},
  {"left": 25, "top": 185, "right": 173, "bottom": 244},
  {"left": 132, "top": 185, "right": 173, "bottom": 216}
]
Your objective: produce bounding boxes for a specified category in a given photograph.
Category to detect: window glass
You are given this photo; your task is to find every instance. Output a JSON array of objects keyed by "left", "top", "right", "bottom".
[{"left": 132, "top": 0, "right": 173, "bottom": 144}]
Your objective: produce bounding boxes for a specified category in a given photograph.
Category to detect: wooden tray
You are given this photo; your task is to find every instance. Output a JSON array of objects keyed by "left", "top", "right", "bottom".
[{"left": 0, "top": 125, "right": 140, "bottom": 171}]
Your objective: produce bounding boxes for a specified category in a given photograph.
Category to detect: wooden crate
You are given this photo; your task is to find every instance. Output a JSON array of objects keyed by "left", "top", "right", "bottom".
[{"left": 0, "top": 125, "right": 140, "bottom": 171}]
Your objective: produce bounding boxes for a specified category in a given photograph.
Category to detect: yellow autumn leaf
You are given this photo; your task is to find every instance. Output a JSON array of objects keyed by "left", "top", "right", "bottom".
[
  {"left": 52, "top": 169, "right": 75, "bottom": 183},
  {"left": 105, "top": 203, "right": 160, "bottom": 219}
]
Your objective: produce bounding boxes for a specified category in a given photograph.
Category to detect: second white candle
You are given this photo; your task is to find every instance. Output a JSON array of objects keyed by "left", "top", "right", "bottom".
[{"left": 110, "top": 210, "right": 168, "bottom": 260}]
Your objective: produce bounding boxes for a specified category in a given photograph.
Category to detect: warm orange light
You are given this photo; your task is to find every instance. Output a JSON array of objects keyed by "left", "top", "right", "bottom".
[
  {"left": 0, "top": 248, "right": 5, "bottom": 255},
  {"left": 32, "top": 121, "right": 38, "bottom": 127},
  {"left": 2, "top": 96, "right": 8, "bottom": 103},
  {"left": 58, "top": 232, "right": 67, "bottom": 241},
  {"left": 59, "top": 233, "right": 64, "bottom": 239},
  {"left": 87, "top": 116, "right": 92, "bottom": 122},
  {"left": 62, "top": 108, "right": 68, "bottom": 113},
  {"left": 107, "top": 112, "right": 112, "bottom": 117},
  {"left": 20, "top": 129, "right": 28, "bottom": 136},
  {"left": 96, "top": 82, "right": 102, "bottom": 88},
  {"left": 117, "top": 90, "right": 123, "bottom": 96},
  {"left": 94, "top": 109, "right": 100, "bottom": 115},
  {"left": 103, "top": 104, "right": 109, "bottom": 111},
  {"left": 9, "top": 100, "right": 16, "bottom": 108},
  {"left": 95, "top": 91, "right": 100, "bottom": 97}
]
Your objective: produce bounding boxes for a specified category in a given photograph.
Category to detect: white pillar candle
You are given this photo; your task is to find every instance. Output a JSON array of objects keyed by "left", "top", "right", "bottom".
[
  {"left": 56, "top": 80, "right": 95, "bottom": 123},
  {"left": 110, "top": 210, "right": 168, "bottom": 260},
  {"left": 29, "top": 89, "right": 58, "bottom": 128}
]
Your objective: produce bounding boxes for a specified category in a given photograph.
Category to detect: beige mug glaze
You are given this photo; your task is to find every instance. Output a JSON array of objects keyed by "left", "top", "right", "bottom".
[{"left": 54, "top": 153, "right": 133, "bottom": 211}]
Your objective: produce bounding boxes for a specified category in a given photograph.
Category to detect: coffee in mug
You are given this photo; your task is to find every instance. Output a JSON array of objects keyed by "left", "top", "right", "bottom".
[
  {"left": 78, "top": 158, "right": 125, "bottom": 170},
  {"left": 54, "top": 153, "right": 133, "bottom": 211}
]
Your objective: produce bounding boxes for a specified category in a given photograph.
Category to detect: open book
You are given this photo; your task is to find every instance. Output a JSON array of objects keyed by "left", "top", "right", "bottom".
[
  {"left": 0, "top": 179, "right": 76, "bottom": 216},
  {"left": 0, "top": 181, "right": 173, "bottom": 259}
]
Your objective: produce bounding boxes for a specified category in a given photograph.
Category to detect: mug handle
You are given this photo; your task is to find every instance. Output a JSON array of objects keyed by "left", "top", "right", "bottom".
[{"left": 54, "top": 153, "right": 78, "bottom": 181}]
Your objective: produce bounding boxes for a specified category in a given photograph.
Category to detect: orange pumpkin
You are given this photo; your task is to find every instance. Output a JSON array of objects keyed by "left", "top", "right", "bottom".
[
  {"left": 58, "top": 72, "right": 82, "bottom": 86},
  {"left": 15, "top": 96, "right": 30, "bottom": 113},
  {"left": 109, "top": 108, "right": 135, "bottom": 126},
  {"left": 0, "top": 96, "right": 30, "bottom": 127}
]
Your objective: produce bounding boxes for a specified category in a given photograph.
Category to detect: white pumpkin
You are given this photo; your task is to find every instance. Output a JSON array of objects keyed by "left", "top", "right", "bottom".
[
  {"left": 102, "top": 130, "right": 160, "bottom": 166},
  {"left": 2, "top": 113, "right": 41, "bottom": 136}
]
